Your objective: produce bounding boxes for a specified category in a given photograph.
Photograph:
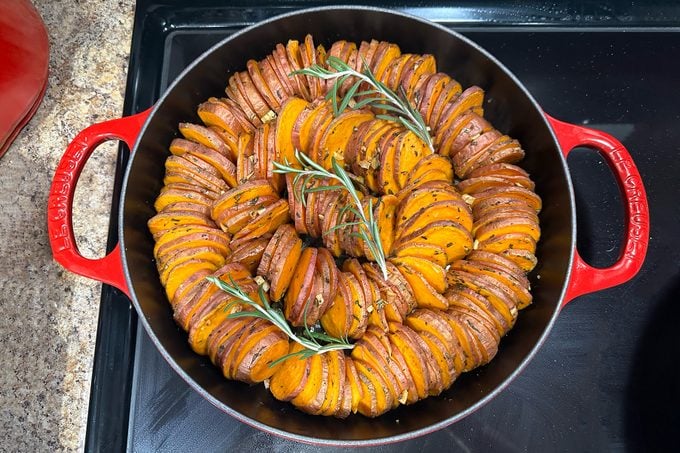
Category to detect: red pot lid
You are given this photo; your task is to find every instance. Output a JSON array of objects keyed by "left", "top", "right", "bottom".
[{"left": 0, "top": 0, "right": 49, "bottom": 158}]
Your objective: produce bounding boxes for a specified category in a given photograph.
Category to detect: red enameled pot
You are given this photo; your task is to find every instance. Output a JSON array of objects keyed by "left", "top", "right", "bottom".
[{"left": 47, "top": 7, "right": 649, "bottom": 446}]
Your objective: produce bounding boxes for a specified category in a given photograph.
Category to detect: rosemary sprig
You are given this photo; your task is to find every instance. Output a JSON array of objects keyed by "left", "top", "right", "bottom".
[
  {"left": 206, "top": 275, "right": 354, "bottom": 366},
  {"left": 273, "top": 150, "right": 389, "bottom": 280},
  {"left": 292, "top": 55, "right": 434, "bottom": 153}
]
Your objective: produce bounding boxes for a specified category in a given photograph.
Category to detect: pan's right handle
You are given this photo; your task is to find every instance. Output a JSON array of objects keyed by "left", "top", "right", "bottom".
[
  {"left": 47, "top": 109, "right": 151, "bottom": 298},
  {"left": 546, "top": 115, "right": 650, "bottom": 306}
]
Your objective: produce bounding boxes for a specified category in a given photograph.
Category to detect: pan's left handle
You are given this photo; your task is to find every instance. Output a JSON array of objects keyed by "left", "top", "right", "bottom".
[
  {"left": 47, "top": 109, "right": 152, "bottom": 298},
  {"left": 546, "top": 114, "right": 650, "bottom": 306}
]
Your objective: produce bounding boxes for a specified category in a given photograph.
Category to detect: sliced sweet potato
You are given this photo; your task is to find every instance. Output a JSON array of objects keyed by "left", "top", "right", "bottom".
[
  {"left": 232, "top": 321, "right": 287, "bottom": 383},
  {"left": 269, "top": 343, "right": 311, "bottom": 401},
  {"left": 415, "top": 72, "right": 449, "bottom": 126},
  {"left": 390, "top": 255, "right": 447, "bottom": 293},
  {"left": 397, "top": 199, "right": 473, "bottom": 240},
  {"left": 320, "top": 271, "right": 352, "bottom": 338},
  {"left": 355, "top": 360, "right": 393, "bottom": 417},
  {"left": 318, "top": 110, "right": 374, "bottom": 169},
  {"left": 246, "top": 59, "right": 280, "bottom": 112},
  {"left": 214, "top": 195, "right": 279, "bottom": 234},
  {"left": 291, "top": 352, "right": 328, "bottom": 414},
  {"left": 319, "top": 350, "right": 346, "bottom": 416},
  {"left": 240, "top": 328, "right": 290, "bottom": 383},
  {"left": 225, "top": 237, "right": 270, "bottom": 274},
  {"left": 188, "top": 293, "right": 241, "bottom": 355},
  {"left": 344, "top": 357, "right": 363, "bottom": 414},
  {"left": 393, "top": 261, "right": 448, "bottom": 310},
  {"left": 407, "top": 153, "right": 454, "bottom": 185},
  {"left": 197, "top": 97, "right": 247, "bottom": 139},
  {"left": 445, "top": 285, "right": 510, "bottom": 337},
  {"left": 148, "top": 210, "right": 216, "bottom": 240},
  {"left": 284, "top": 247, "right": 317, "bottom": 325},
  {"left": 452, "top": 260, "right": 532, "bottom": 309},
  {"left": 395, "top": 219, "right": 473, "bottom": 263},
  {"left": 179, "top": 122, "right": 235, "bottom": 160},
  {"left": 211, "top": 179, "right": 277, "bottom": 222},
  {"left": 351, "top": 335, "right": 402, "bottom": 406},
  {"left": 474, "top": 216, "right": 541, "bottom": 243},
  {"left": 472, "top": 185, "right": 542, "bottom": 212},
  {"left": 391, "top": 241, "right": 448, "bottom": 268},
  {"left": 275, "top": 96, "right": 309, "bottom": 168},
  {"left": 231, "top": 199, "right": 290, "bottom": 244},
  {"left": 256, "top": 223, "right": 288, "bottom": 277},
  {"left": 500, "top": 248, "right": 538, "bottom": 272},
  {"left": 429, "top": 77, "right": 463, "bottom": 130},
  {"left": 376, "top": 127, "right": 402, "bottom": 195},
  {"left": 268, "top": 226, "right": 302, "bottom": 300},
  {"left": 307, "top": 249, "right": 332, "bottom": 309},
  {"left": 158, "top": 246, "right": 226, "bottom": 285},
  {"left": 447, "top": 269, "right": 517, "bottom": 330},
  {"left": 388, "top": 324, "right": 433, "bottom": 399},
  {"left": 393, "top": 130, "right": 431, "bottom": 190},
  {"left": 154, "top": 184, "right": 212, "bottom": 212}
]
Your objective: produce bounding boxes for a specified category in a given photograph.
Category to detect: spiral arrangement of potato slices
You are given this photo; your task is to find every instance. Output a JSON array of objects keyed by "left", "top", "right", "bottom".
[{"left": 147, "top": 35, "right": 541, "bottom": 418}]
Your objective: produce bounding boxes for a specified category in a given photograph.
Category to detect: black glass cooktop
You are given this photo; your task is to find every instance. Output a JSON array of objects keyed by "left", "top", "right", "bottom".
[{"left": 85, "top": 2, "right": 680, "bottom": 452}]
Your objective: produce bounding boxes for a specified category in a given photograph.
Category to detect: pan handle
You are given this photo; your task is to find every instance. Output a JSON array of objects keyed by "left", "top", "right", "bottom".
[
  {"left": 47, "top": 109, "right": 152, "bottom": 298},
  {"left": 546, "top": 115, "right": 649, "bottom": 306}
]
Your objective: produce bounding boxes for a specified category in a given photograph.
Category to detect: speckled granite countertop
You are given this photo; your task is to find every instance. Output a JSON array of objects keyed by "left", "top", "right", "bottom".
[{"left": 0, "top": 0, "right": 134, "bottom": 450}]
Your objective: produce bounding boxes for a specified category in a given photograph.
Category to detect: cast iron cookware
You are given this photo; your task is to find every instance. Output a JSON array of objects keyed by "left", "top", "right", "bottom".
[{"left": 47, "top": 7, "right": 649, "bottom": 446}]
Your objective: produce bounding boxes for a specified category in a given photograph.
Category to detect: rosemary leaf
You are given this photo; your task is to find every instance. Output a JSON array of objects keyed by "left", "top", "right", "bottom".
[{"left": 205, "top": 275, "right": 354, "bottom": 366}]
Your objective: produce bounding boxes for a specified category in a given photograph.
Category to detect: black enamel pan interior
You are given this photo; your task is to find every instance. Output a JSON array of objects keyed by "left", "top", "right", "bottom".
[{"left": 120, "top": 6, "right": 573, "bottom": 445}]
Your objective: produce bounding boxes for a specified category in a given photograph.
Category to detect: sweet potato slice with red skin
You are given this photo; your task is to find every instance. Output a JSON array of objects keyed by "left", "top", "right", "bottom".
[
  {"left": 394, "top": 261, "right": 448, "bottom": 311},
  {"left": 238, "top": 328, "right": 289, "bottom": 383},
  {"left": 247, "top": 59, "right": 280, "bottom": 112},
  {"left": 351, "top": 334, "right": 402, "bottom": 407},
  {"left": 474, "top": 216, "right": 541, "bottom": 243},
  {"left": 268, "top": 226, "right": 304, "bottom": 302},
  {"left": 179, "top": 122, "right": 235, "bottom": 160},
  {"left": 148, "top": 210, "right": 216, "bottom": 240},
  {"left": 318, "top": 110, "right": 374, "bottom": 170},
  {"left": 391, "top": 241, "right": 448, "bottom": 268},
  {"left": 445, "top": 285, "right": 510, "bottom": 339},
  {"left": 465, "top": 253, "right": 531, "bottom": 303},
  {"left": 231, "top": 321, "right": 288, "bottom": 384},
  {"left": 388, "top": 324, "right": 436, "bottom": 399},
  {"left": 225, "top": 237, "right": 269, "bottom": 274},
  {"left": 157, "top": 246, "right": 226, "bottom": 285},
  {"left": 214, "top": 195, "right": 279, "bottom": 235},
  {"left": 501, "top": 248, "right": 538, "bottom": 272},
  {"left": 475, "top": 232, "right": 537, "bottom": 255},
  {"left": 231, "top": 199, "right": 290, "bottom": 244},
  {"left": 256, "top": 223, "right": 287, "bottom": 277},
  {"left": 315, "top": 247, "right": 339, "bottom": 316},
  {"left": 395, "top": 219, "right": 473, "bottom": 264},
  {"left": 284, "top": 247, "right": 318, "bottom": 325},
  {"left": 197, "top": 97, "right": 247, "bottom": 139},
  {"left": 291, "top": 351, "right": 329, "bottom": 415},
  {"left": 319, "top": 350, "right": 347, "bottom": 416},
  {"left": 153, "top": 226, "right": 230, "bottom": 258},
  {"left": 269, "top": 343, "right": 311, "bottom": 401},
  {"left": 320, "top": 272, "right": 352, "bottom": 338},
  {"left": 446, "top": 269, "right": 517, "bottom": 333},
  {"left": 397, "top": 199, "right": 473, "bottom": 240},
  {"left": 355, "top": 359, "right": 394, "bottom": 417},
  {"left": 471, "top": 185, "right": 542, "bottom": 212}
]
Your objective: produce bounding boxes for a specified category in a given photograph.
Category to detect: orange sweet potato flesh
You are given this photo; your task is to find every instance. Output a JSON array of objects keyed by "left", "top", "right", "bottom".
[
  {"left": 268, "top": 225, "right": 303, "bottom": 301},
  {"left": 269, "top": 343, "right": 311, "bottom": 401},
  {"left": 284, "top": 247, "right": 317, "bottom": 324}
]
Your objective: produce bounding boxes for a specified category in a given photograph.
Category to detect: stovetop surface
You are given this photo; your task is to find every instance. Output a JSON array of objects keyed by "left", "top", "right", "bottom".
[{"left": 86, "top": 2, "right": 680, "bottom": 452}]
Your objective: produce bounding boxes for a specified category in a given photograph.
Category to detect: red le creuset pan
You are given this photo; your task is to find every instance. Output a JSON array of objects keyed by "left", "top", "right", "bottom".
[{"left": 47, "top": 7, "right": 649, "bottom": 446}]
